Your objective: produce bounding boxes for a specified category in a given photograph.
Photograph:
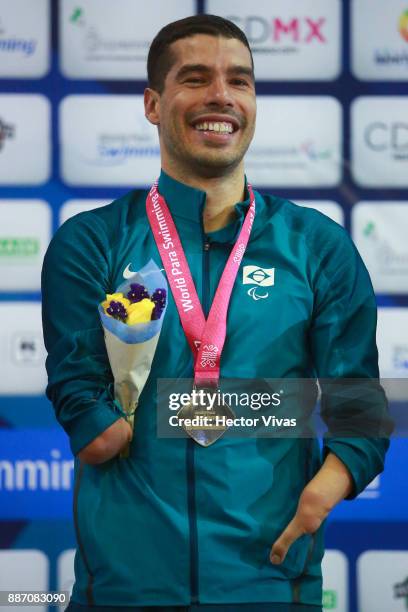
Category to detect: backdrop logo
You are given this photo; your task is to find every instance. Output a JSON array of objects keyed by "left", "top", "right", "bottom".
[
  {"left": 353, "top": 0, "right": 408, "bottom": 77},
  {"left": 394, "top": 577, "right": 408, "bottom": 608},
  {"left": 0, "top": 449, "right": 73, "bottom": 492},
  {"left": 273, "top": 17, "right": 326, "bottom": 43},
  {"left": 0, "top": 117, "right": 15, "bottom": 151},
  {"left": 211, "top": 2, "right": 341, "bottom": 81},
  {"left": 364, "top": 122, "right": 408, "bottom": 160},
  {"left": 352, "top": 98, "right": 408, "bottom": 186},
  {"left": 0, "top": 430, "right": 74, "bottom": 519},
  {"left": 94, "top": 132, "right": 160, "bottom": 166},
  {"left": 393, "top": 346, "right": 408, "bottom": 372},
  {"left": 70, "top": 6, "right": 85, "bottom": 26},
  {"left": 361, "top": 220, "right": 408, "bottom": 274},
  {"left": 399, "top": 10, "right": 408, "bottom": 43},
  {"left": 68, "top": 7, "right": 149, "bottom": 61},
  {"left": 0, "top": 237, "right": 39, "bottom": 257},
  {"left": 250, "top": 140, "right": 333, "bottom": 167},
  {"left": 372, "top": 9, "right": 408, "bottom": 67},
  {"left": 300, "top": 141, "right": 331, "bottom": 160},
  {"left": 322, "top": 589, "right": 338, "bottom": 610},
  {"left": 12, "top": 333, "right": 43, "bottom": 364},
  {"left": 0, "top": 18, "right": 37, "bottom": 57},
  {"left": 363, "top": 220, "right": 376, "bottom": 238},
  {"left": 228, "top": 15, "right": 326, "bottom": 52}
]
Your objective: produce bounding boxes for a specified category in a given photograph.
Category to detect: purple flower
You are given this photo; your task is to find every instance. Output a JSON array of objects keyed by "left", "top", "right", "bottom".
[
  {"left": 106, "top": 300, "right": 128, "bottom": 321},
  {"left": 152, "top": 288, "right": 167, "bottom": 307},
  {"left": 127, "top": 283, "right": 150, "bottom": 303},
  {"left": 150, "top": 288, "right": 166, "bottom": 320},
  {"left": 151, "top": 303, "right": 164, "bottom": 320}
]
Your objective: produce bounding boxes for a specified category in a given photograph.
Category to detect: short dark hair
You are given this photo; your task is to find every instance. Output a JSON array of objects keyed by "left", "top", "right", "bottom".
[{"left": 147, "top": 14, "right": 253, "bottom": 93}]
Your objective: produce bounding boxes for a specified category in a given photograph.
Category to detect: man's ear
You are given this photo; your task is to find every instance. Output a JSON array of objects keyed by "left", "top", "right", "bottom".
[{"left": 144, "top": 88, "right": 160, "bottom": 126}]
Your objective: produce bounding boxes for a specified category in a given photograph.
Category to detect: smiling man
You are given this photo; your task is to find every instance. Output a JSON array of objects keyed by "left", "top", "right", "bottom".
[
  {"left": 42, "top": 14, "right": 391, "bottom": 612},
  {"left": 144, "top": 24, "right": 257, "bottom": 235}
]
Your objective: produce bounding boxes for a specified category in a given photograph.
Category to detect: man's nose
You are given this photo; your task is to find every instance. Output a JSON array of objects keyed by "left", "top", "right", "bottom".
[{"left": 204, "top": 77, "right": 234, "bottom": 106}]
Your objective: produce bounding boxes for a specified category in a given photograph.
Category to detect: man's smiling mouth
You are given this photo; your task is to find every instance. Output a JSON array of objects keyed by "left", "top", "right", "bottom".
[{"left": 194, "top": 121, "right": 234, "bottom": 133}]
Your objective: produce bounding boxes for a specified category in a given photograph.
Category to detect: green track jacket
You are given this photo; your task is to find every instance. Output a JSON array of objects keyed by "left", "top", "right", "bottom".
[{"left": 41, "top": 171, "right": 390, "bottom": 607}]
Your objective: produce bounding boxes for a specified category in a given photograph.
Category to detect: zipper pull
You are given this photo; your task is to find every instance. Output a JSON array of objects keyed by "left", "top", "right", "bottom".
[{"left": 204, "top": 242, "right": 210, "bottom": 251}]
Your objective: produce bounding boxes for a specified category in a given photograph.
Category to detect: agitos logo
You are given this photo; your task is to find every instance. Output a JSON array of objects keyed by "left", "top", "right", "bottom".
[
  {"left": 399, "top": 10, "right": 408, "bottom": 43},
  {"left": 227, "top": 16, "right": 327, "bottom": 46}
]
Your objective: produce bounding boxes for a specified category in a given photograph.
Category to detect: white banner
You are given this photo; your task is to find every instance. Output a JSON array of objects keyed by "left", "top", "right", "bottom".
[
  {"left": 0, "top": 0, "right": 50, "bottom": 78},
  {"left": 352, "top": 0, "right": 408, "bottom": 81},
  {"left": 246, "top": 96, "right": 342, "bottom": 187},
  {"left": 358, "top": 550, "right": 408, "bottom": 611},
  {"left": 322, "top": 550, "right": 349, "bottom": 611},
  {"left": 351, "top": 97, "right": 408, "bottom": 188},
  {"left": 205, "top": 0, "right": 341, "bottom": 80},
  {"left": 0, "top": 550, "right": 48, "bottom": 612},
  {"left": 60, "top": 95, "right": 160, "bottom": 186},
  {"left": 0, "top": 95, "right": 50, "bottom": 185},
  {"left": 377, "top": 308, "right": 408, "bottom": 379},
  {"left": 0, "top": 302, "right": 47, "bottom": 396},
  {"left": 60, "top": 0, "right": 195, "bottom": 79},
  {"left": 60, "top": 199, "right": 111, "bottom": 225},
  {"left": 352, "top": 201, "right": 408, "bottom": 294},
  {"left": 0, "top": 200, "right": 51, "bottom": 292}
]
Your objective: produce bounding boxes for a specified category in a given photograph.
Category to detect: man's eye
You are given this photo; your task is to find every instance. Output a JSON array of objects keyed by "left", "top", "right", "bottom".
[
  {"left": 184, "top": 77, "right": 205, "bottom": 84},
  {"left": 231, "top": 78, "right": 249, "bottom": 86}
]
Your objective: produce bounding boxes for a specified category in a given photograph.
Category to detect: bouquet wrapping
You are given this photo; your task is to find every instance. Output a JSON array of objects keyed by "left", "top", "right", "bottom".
[{"left": 98, "top": 260, "right": 167, "bottom": 456}]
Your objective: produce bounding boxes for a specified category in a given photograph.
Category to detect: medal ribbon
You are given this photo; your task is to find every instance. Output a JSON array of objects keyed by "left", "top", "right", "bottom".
[{"left": 146, "top": 180, "right": 255, "bottom": 388}]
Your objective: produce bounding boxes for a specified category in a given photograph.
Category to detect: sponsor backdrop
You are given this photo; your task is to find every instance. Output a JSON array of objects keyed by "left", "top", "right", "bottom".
[{"left": 0, "top": 1, "right": 407, "bottom": 610}]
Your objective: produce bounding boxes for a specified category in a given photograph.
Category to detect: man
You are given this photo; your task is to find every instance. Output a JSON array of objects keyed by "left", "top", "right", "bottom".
[{"left": 42, "top": 14, "right": 390, "bottom": 612}]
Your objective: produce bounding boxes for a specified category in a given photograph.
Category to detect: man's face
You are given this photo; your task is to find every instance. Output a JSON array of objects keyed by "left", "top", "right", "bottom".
[{"left": 145, "top": 34, "right": 256, "bottom": 177}]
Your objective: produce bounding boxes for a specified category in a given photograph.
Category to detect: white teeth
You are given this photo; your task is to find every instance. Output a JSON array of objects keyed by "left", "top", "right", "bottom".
[{"left": 194, "top": 121, "right": 234, "bottom": 133}]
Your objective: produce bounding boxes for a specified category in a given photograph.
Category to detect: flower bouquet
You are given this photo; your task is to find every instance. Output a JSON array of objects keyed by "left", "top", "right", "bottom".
[{"left": 98, "top": 260, "right": 167, "bottom": 457}]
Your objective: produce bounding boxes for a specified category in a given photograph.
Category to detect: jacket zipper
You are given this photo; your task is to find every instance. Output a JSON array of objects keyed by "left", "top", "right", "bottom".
[{"left": 187, "top": 238, "right": 210, "bottom": 605}]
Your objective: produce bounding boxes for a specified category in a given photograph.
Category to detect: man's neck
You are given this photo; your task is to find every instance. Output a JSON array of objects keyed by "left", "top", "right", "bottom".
[{"left": 161, "top": 163, "right": 246, "bottom": 233}]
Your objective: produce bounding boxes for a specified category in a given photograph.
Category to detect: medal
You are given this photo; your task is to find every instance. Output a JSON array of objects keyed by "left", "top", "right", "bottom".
[
  {"left": 176, "top": 385, "right": 236, "bottom": 447},
  {"left": 146, "top": 179, "right": 256, "bottom": 446}
]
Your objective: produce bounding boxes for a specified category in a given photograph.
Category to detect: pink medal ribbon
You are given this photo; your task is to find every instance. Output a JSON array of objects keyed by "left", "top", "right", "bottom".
[{"left": 146, "top": 180, "right": 256, "bottom": 389}]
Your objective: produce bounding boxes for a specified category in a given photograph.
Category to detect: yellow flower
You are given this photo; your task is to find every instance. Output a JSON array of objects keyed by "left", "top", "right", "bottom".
[
  {"left": 102, "top": 293, "right": 131, "bottom": 313},
  {"left": 127, "top": 298, "right": 155, "bottom": 325}
]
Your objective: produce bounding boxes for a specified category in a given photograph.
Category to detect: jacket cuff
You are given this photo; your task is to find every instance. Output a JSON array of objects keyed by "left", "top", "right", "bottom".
[
  {"left": 66, "top": 403, "right": 122, "bottom": 456},
  {"left": 322, "top": 437, "right": 388, "bottom": 500}
]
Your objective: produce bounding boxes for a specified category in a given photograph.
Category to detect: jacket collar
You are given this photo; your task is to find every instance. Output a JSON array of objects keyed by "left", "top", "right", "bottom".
[
  {"left": 158, "top": 170, "right": 206, "bottom": 224},
  {"left": 157, "top": 169, "right": 261, "bottom": 244}
]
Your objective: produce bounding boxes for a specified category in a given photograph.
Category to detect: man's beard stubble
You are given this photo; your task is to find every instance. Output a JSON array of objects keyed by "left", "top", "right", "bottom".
[{"left": 161, "top": 113, "right": 255, "bottom": 179}]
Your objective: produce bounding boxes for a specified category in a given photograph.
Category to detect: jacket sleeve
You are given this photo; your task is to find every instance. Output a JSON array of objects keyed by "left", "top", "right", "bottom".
[
  {"left": 308, "top": 221, "right": 393, "bottom": 499},
  {"left": 41, "top": 213, "right": 121, "bottom": 456}
]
